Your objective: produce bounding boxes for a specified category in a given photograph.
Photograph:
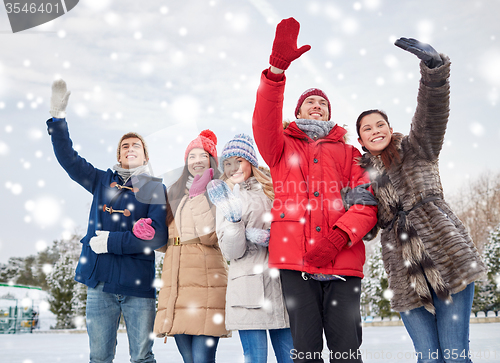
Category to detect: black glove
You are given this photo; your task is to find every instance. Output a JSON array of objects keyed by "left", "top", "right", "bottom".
[
  {"left": 342, "top": 183, "right": 378, "bottom": 209},
  {"left": 395, "top": 37, "right": 443, "bottom": 69}
]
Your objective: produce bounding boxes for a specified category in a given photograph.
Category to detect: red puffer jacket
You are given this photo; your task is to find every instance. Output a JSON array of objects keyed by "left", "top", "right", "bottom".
[{"left": 252, "top": 70, "right": 377, "bottom": 277}]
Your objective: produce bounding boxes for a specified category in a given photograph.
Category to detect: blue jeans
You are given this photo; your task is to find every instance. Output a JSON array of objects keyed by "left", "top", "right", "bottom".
[
  {"left": 86, "top": 282, "right": 156, "bottom": 363},
  {"left": 400, "top": 282, "right": 475, "bottom": 363},
  {"left": 174, "top": 334, "right": 220, "bottom": 363},
  {"left": 239, "top": 328, "right": 294, "bottom": 363}
]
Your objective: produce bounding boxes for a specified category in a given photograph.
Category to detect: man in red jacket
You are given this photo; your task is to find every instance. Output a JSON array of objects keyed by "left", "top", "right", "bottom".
[{"left": 252, "top": 18, "right": 378, "bottom": 363}]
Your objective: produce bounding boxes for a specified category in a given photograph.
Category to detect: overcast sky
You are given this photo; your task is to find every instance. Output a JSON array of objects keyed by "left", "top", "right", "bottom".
[{"left": 1, "top": 0, "right": 499, "bottom": 263}]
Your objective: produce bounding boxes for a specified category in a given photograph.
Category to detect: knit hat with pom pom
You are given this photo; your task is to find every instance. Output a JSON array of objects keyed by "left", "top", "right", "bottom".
[
  {"left": 220, "top": 133, "right": 258, "bottom": 167},
  {"left": 184, "top": 129, "right": 218, "bottom": 166}
]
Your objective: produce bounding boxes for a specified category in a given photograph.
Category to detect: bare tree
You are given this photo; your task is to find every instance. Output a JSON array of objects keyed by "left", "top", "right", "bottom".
[{"left": 449, "top": 170, "right": 500, "bottom": 253}]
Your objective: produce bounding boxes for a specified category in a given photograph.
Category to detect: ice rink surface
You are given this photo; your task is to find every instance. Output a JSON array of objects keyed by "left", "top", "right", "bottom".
[{"left": 1, "top": 323, "right": 499, "bottom": 363}]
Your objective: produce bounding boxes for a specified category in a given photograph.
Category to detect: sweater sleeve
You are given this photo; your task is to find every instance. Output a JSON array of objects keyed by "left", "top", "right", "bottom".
[
  {"left": 334, "top": 147, "right": 378, "bottom": 245},
  {"left": 107, "top": 183, "right": 168, "bottom": 255},
  {"left": 408, "top": 55, "right": 451, "bottom": 160},
  {"left": 215, "top": 208, "right": 247, "bottom": 261},
  {"left": 46, "top": 118, "right": 103, "bottom": 194},
  {"left": 252, "top": 69, "right": 287, "bottom": 168}
]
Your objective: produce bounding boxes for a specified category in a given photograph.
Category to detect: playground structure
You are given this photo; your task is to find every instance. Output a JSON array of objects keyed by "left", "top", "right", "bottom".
[{"left": 0, "top": 284, "right": 41, "bottom": 334}]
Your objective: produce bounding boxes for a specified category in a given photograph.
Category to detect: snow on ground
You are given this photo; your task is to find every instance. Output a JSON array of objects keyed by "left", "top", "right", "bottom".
[{"left": 1, "top": 323, "right": 499, "bottom": 363}]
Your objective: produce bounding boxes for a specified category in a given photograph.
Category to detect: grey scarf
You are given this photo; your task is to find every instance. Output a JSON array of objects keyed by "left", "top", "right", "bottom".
[
  {"left": 112, "top": 164, "right": 151, "bottom": 184},
  {"left": 295, "top": 119, "right": 335, "bottom": 140}
]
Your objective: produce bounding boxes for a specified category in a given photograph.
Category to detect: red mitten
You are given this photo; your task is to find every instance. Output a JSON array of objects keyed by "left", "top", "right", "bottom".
[
  {"left": 189, "top": 168, "right": 214, "bottom": 198},
  {"left": 269, "top": 17, "right": 311, "bottom": 70},
  {"left": 133, "top": 218, "right": 155, "bottom": 240},
  {"left": 304, "top": 228, "right": 349, "bottom": 268}
]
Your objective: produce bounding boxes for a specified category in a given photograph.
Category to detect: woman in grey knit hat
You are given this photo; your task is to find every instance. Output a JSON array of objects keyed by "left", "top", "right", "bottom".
[{"left": 207, "top": 133, "right": 294, "bottom": 363}]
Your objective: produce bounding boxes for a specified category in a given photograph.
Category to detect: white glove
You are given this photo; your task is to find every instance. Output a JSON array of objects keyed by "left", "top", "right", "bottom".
[
  {"left": 89, "top": 231, "right": 109, "bottom": 254},
  {"left": 246, "top": 228, "right": 270, "bottom": 247},
  {"left": 50, "top": 79, "right": 71, "bottom": 118}
]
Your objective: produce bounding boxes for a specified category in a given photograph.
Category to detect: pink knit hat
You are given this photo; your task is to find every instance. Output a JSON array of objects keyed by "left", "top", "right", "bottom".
[
  {"left": 184, "top": 129, "right": 218, "bottom": 166},
  {"left": 294, "top": 88, "right": 331, "bottom": 121}
]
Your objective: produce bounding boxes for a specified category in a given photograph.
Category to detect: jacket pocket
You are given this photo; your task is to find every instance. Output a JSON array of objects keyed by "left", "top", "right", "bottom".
[
  {"left": 229, "top": 274, "right": 264, "bottom": 308},
  {"left": 77, "top": 240, "right": 97, "bottom": 280},
  {"left": 270, "top": 198, "right": 307, "bottom": 242},
  {"left": 118, "top": 256, "right": 154, "bottom": 291}
]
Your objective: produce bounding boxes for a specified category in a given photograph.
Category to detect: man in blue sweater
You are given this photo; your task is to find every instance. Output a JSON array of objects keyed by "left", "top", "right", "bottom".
[{"left": 47, "top": 79, "right": 168, "bottom": 363}]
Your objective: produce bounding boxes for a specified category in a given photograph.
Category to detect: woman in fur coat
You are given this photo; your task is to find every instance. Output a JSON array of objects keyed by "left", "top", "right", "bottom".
[
  {"left": 152, "top": 130, "right": 229, "bottom": 363},
  {"left": 207, "top": 134, "right": 294, "bottom": 363},
  {"left": 355, "top": 38, "right": 486, "bottom": 362}
]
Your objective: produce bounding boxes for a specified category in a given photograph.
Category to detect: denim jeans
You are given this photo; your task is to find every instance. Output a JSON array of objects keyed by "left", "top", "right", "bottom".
[
  {"left": 174, "top": 334, "right": 220, "bottom": 363},
  {"left": 239, "top": 328, "right": 294, "bottom": 363},
  {"left": 400, "top": 282, "right": 475, "bottom": 363},
  {"left": 86, "top": 282, "right": 156, "bottom": 363}
]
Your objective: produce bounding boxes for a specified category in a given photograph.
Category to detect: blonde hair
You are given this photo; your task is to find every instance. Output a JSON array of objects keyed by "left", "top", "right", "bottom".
[{"left": 221, "top": 165, "right": 274, "bottom": 201}]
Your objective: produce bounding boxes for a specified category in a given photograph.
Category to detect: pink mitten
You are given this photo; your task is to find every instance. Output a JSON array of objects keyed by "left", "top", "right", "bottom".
[
  {"left": 269, "top": 17, "right": 311, "bottom": 70},
  {"left": 133, "top": 218, "right": 155, "bottom": 240},
  {"left": 189, "top": 168, "right": 214, "bottom": 198}
]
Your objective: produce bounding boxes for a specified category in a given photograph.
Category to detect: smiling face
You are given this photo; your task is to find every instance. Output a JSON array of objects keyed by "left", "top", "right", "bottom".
[
  {"left": 296, "top": 95, "right": 329, "bottom": 121},
  {"left": 187, "top": 148, "right": 210, "bottom": 176},
  {"left": 357, "top": 113, "right": 393, "bottom": 155},
  {"left": 118, "top": 137, "right": 147, "bottom": 169},
  {"left": 223, "top": 157, "right": 253, "bottom": 184}
]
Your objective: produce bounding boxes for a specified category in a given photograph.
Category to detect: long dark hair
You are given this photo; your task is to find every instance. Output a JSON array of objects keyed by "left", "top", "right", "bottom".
[
  {"left": 166, "top": 155, "right": 221, "bottom": 227},
  {"left": 356, "top": 109, "right": 401, "bottom": 169}
]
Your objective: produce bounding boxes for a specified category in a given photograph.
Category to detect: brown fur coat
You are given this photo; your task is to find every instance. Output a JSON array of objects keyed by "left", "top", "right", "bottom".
[{"left": 359, "top": 55, "right": 486, "bottom": 313}]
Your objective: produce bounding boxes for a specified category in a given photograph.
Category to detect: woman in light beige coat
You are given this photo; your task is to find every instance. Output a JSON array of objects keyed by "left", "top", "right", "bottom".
[
  {"left": 154, "top": 130, "right": 229, "bottom": 363},
  {"left": 208, "top": 134, "right": 293, "bottom": 363}
]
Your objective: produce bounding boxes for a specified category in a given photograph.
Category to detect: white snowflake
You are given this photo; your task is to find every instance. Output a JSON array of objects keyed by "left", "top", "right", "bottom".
[
  {"left": 253, "top": 264, "right": 264, "bottom": 274},
  {"left": 262, "top": 212, "right": 272, "bottom": 223},
  {"left": 269, "top": 268, "right": 280, "bottom": 279},
  {"left": 42, "top": 264, "right": 53, "bottom": 274},
  {"left": 469, "top": 122, "right": 485, "bottom": 137},
  {"left": 205, "top": 337, "right": 215, "bottom": 347},
  {"left": 152, "top": 278, "right": 164, "bottom": 289},
  {"left": 325, "top": 39, "right": 343, "bottom": 57},
  {"left": 212, "top": 313, "right": 223, "bottom": 325},
  {"left": 36, "top": 240, "right": 48, "bottom": 252},
  {"left": 382, "top": 289, "right": 394, "bottom": 300},
  {"left": 10, "top": 183, "right": 23, "bottom": 195},
  {"left": 73, "top": 316, "right": 85, "bottom": 329}
]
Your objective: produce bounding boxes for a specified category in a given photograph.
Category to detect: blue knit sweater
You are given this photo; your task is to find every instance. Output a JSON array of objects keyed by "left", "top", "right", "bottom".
[{"left": 47, "top": 118, "right": 168, "bottom": 298}]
